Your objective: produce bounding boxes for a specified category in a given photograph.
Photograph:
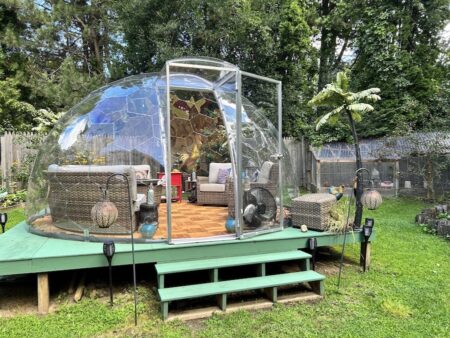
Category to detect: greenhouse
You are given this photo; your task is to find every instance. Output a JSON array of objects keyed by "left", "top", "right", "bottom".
[{"left": 26, "top": 57, "right": 298, "bottom": 243}]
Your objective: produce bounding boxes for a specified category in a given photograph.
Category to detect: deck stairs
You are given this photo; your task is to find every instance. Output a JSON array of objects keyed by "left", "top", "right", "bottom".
[{"left": 155, "top": 250, "right": 325, "bottom": 320}]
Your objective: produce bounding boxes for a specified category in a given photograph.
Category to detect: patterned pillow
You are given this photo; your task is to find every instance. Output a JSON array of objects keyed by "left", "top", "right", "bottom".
[{"left": 217, "top": 168, "right": 231, "bottom": 184}]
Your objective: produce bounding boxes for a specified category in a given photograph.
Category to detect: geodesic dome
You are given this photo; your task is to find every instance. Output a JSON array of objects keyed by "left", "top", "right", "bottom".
[{"left": 26, "top": 57, "right": 298, "bottom": 242}]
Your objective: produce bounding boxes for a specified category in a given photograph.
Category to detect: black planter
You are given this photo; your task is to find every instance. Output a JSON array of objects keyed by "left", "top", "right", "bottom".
[{"left": 139, "top": 203, "right": 158, "bottom": 224}]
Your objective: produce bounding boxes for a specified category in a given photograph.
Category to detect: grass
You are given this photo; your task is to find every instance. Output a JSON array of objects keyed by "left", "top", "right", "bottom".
[
  {"left": 3, "top": 206, "right": 25, "bottom": 231},
  {"left": 0, "top": 198, "right": 449, "bottom": 337}
]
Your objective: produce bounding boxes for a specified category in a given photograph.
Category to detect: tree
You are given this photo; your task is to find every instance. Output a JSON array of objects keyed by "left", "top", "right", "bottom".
[
  {"left": 308, "top": 70, "right": 381, "bottom": 227},
  {"left": 350, "top": 0, "right": 450, "bottom": 136},
  {"left": 0, "top": 3, "right": 37, "bottom": 131}
]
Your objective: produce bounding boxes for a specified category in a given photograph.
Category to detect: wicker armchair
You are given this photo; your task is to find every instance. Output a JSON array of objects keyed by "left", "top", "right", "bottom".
[
  {"left": 228, "top": 161, "right": 279, "bottom": 217},
  {"left": 196, "top": 163, "right": 232, "bottom": 206},
  {"left": 46, "top": 166, "right": 141, "bottom": 235}
]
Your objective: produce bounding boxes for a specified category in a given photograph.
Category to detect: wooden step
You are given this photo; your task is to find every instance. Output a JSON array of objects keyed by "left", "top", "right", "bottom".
[
  {"left": 159, "top": 271, "right": 325, "bottom": 319},
  {"left": 156, "top": 250, "right": 311, "bottom": 276}
]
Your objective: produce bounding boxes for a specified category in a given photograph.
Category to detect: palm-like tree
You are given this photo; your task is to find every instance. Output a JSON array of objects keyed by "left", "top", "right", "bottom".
[{"left": 308, "top": 71, "right": 381, "bottom": 228}]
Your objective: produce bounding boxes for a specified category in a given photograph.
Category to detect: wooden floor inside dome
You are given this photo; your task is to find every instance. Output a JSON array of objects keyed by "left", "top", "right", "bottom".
[{"left": 155, "top": 201, "right": 229, "bottom": 239}]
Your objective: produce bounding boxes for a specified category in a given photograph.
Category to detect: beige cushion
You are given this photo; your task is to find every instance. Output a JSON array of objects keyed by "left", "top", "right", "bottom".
[
  {"left": 199, "top": 183, "right": 226, "bottom": 193},
  {"left": 134, "top": 193, "right": 146, "bottom": 211},
  {"left": 208, "top": 163, "right": 232, "bottom": 183},
  {"left": 258, "top": 161, "right": 273, "bottom": 183}
]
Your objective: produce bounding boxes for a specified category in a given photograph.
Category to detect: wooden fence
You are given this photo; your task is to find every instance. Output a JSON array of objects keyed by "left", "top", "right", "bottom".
[
  {"left": 0, "top": 132, "right": 311, "bottom": 190},
  {"left": 0, "top": 132, "right": 36, "bottom": 189},
  {"left": 283, "top": 137, "right": 309, "bottom": 188}
]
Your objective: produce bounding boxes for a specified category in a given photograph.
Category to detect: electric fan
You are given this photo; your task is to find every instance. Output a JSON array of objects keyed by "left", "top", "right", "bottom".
[{"left": 243, "top": 188, "right": 277, "bottom": 227}]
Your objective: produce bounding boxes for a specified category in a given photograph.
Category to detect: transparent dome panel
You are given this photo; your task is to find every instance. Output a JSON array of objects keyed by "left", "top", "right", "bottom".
[{"left": 27, "top": 74, "right": 168, "bottom": 241}]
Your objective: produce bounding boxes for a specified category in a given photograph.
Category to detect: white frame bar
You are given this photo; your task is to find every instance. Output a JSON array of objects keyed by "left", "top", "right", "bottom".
[
  {"left": 277, "top": 82, "right": 284, "bottom": 229},
  {"left": 168, "top": 62, "right": 236, "bottom": 73},
  {"left": 165, "top": 63, "right": 173, "bottom": 243},
  {"left": 235, "top": 71, "right": 243, "bottom": 237}
]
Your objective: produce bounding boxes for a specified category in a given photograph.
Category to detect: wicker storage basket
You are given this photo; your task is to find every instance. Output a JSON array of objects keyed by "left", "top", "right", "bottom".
[
  {"left": 47, "top": 171, "right": 136, "bottom": 235},
  {"left": 291, "top": 193, "right": 336, "bottom": 231}
]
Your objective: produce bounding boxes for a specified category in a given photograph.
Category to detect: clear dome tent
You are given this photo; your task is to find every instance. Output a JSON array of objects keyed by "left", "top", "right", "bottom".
[{"left": 27, "top": 57, "right": 298, "bottom": 243}]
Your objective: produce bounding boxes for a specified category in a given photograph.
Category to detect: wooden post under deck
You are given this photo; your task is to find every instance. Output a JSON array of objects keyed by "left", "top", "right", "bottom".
[{"left": 37, "top": 273, "right": 49, "bottom": 314}]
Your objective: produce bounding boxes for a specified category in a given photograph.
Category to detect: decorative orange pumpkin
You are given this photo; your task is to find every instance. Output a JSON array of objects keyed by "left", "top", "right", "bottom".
[
  {"left": 91, "top": 200, "right": 118, "bottom": 228},
  {"left": 361, "top": 189, "right": 383, "bottom": 210}
]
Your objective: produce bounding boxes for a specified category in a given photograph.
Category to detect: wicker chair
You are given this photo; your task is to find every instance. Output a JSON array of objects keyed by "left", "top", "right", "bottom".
[
  {"left": 196, "top": 162, "right": 232, "bottom": 206},
  {"left": 227, "top": 161, "right": 279, "bottom": 217},
  {"left": 46, "top": 167, "right": 140, "bottom": 235}
]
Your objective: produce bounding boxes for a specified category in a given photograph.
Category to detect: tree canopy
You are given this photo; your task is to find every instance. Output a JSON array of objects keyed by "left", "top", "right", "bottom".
[{"left": 0, "top": 0, "right": 448, "bottom": 140}]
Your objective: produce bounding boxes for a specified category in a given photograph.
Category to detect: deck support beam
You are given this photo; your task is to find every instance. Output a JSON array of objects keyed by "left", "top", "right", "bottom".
[{"left": 37, "top": 273, "right": 49, "bottom": 314}]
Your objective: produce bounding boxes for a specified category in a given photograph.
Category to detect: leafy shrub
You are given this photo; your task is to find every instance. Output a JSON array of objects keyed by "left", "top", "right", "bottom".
[{"left": 1, "top": 190, "right": 27, "bottom": 208}]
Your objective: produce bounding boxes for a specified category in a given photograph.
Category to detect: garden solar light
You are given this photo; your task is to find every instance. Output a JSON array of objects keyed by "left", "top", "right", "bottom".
[
  {"left": 363, "top": 218, "right": 374, "bottom": 240},
  {"left": 308, "top": 237, "right": 318, "bottom": 271},
  {"left": 0, "top": 213, "right": 7, "bottom": 233},
  {"left": 103, "top": 240, "right": 116, "bottom": 306}
]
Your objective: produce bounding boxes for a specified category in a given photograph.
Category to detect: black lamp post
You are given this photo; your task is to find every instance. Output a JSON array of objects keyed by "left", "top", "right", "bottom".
[
  {"left": 0, "top": 213, "right": 7, "bottom": 233},
  {"left": 103, "top": 240, "right": 116, "bottom": 306},
  {"left": 308, "top": 237, "right": 318, "bottom": 271},
  {"left": 362, "top": 218, "right": 374, "bottom": 272}
]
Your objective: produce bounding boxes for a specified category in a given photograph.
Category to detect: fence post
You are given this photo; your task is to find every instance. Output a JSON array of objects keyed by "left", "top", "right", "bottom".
[{"left": 395, "top": 160, "right": 400, "bottom": 197}]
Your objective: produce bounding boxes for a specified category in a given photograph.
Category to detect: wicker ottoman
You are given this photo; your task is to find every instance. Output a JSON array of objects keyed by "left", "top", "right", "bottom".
[{"left": 292, "top": 193, "right": 337, "bottom": 231}]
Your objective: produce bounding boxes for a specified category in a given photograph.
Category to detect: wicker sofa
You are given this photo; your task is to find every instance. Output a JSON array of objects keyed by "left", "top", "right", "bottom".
[
  {"left": 46, "top": 164, "right": 150, "bottom": 235},
  {"left": 196, "top": 163, "right": 232, "bottom": 206},
  {"left": 228, "top": 161, "right": 279, "bottom": 217}
]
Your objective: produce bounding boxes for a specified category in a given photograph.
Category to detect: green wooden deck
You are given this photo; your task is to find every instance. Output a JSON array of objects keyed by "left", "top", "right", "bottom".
[{"left": 0, "top": 221, "right": 372, "bottom": 277}]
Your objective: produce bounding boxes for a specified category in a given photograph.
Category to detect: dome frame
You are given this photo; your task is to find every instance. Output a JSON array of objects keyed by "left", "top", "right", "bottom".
[{"left": 27, "top": 56, "right": 297, "bottom": 244}]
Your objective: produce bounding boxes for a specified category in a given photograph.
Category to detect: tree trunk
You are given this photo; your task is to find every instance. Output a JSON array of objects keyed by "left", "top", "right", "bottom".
[
  {"left": 318, "top": 0, "right": 337, "bottom": 91},
  {"left": 347, "top": 109, "right": 363, "bottom": 228}
]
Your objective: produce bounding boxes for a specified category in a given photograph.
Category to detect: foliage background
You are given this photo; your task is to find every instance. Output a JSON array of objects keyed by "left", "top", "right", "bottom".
[{"left": 0, "top": 0, "right": 448, "bottom": 142}]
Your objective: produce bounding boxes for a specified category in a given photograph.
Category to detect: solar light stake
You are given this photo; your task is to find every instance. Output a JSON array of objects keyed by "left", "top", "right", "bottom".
[
  {"left": 308, "top": 237, "right": 318, "bottom": 271},
  {"left": 103, "top": 241, "right": 115, "bottom": 306},
  {"left": 362, "top": 218, "right": 374, "bottom": 272},
  {"left": 0, "top": 213, "right": 7, "bottom": 233}
]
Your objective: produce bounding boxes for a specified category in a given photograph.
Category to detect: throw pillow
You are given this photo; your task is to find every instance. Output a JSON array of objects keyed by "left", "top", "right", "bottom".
[
  {"left": 217, "top": 168, "right": 231, "bottom": 184},
  {"left": 135, "top": 170, "right": 148, "bottom": 179}
]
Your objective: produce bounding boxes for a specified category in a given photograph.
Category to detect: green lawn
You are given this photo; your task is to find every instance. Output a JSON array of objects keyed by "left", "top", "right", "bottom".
[
  {"left": 3, "top": 207, "right": 25, "bottom": 232},
  {"left": 0, "top": 198, "right": 449, "bottom": 337}
]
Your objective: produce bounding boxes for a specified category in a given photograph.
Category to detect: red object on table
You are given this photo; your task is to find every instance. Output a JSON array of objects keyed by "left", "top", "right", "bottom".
[{"left": 157, "top": 172, "right": 183, "bottom": 202}]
